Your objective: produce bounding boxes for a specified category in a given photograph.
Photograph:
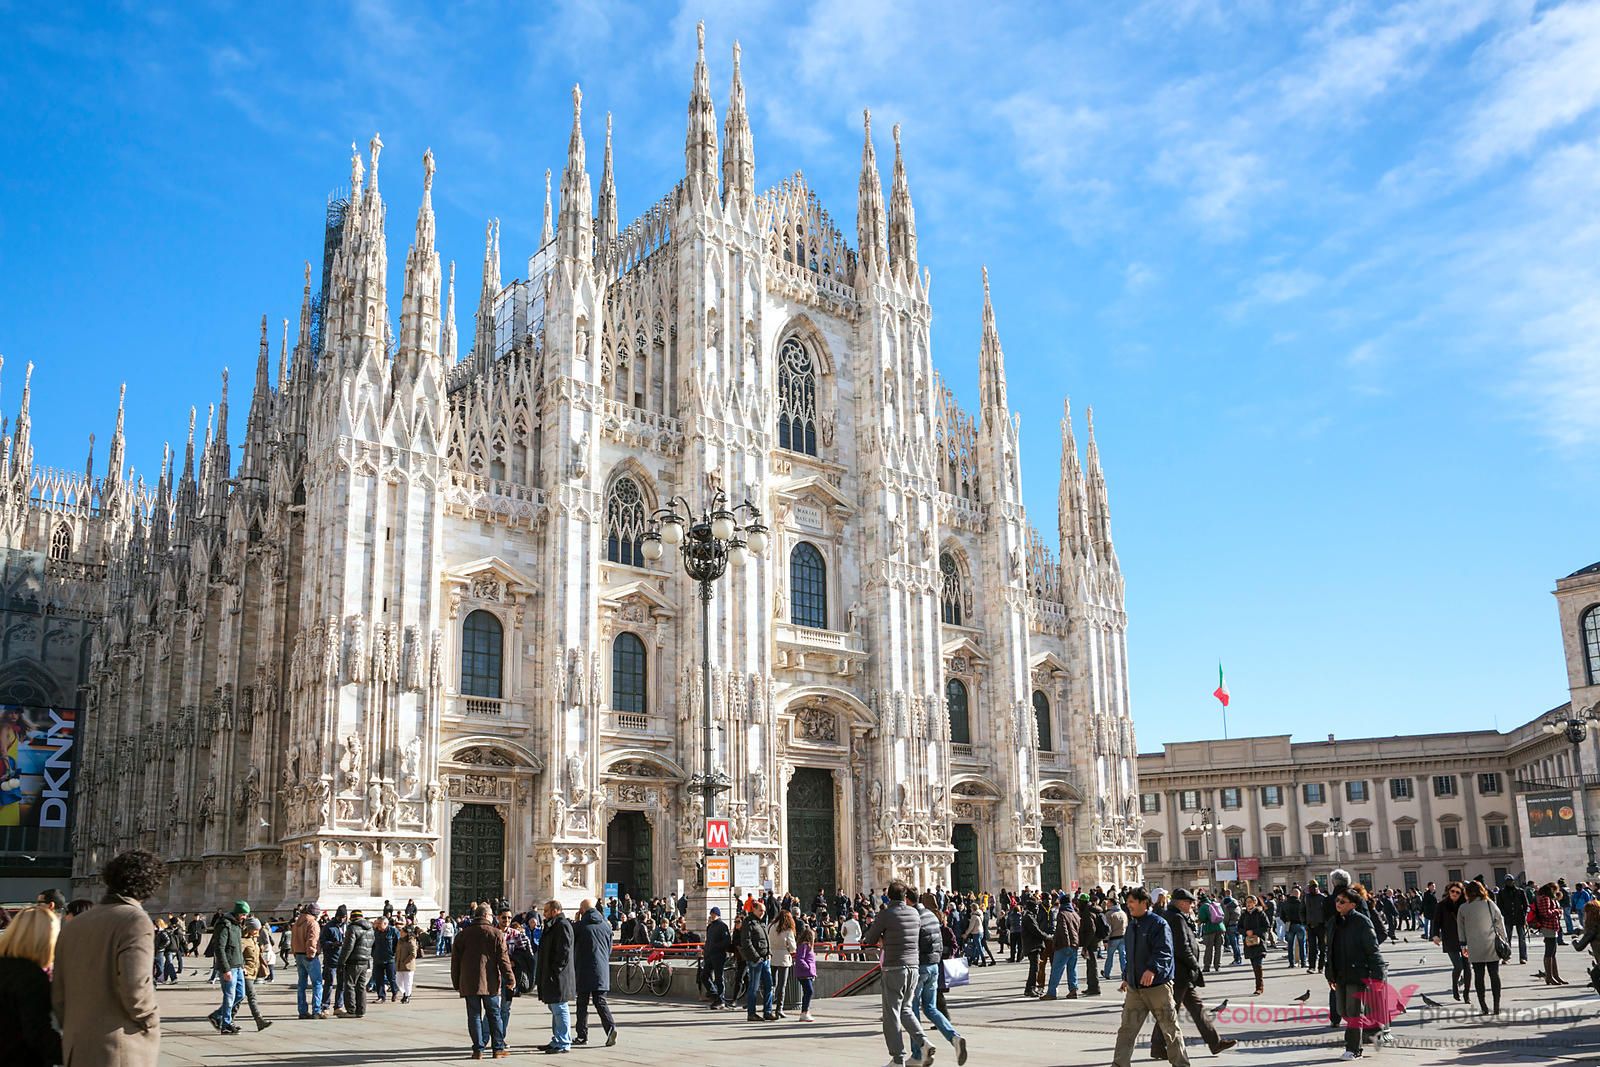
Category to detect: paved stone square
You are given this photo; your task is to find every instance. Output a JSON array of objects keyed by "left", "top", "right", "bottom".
[{"left": 151, "top": 941, "right": 1600, "bottom": 1066}]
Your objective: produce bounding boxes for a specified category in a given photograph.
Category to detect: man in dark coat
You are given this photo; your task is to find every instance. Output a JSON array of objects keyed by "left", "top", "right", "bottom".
[
  {"left": 371, "top": 917, "right": 399, "bottom": 1003},
  {"left": 338, "top": 910, "right": 375, "bottom": 1018},
  {"left": 703, "top": 907, "right": 733, "bottom": 1008},
  {"left": 1325, "top": 888, "right": 1388, "bottom": 1058},
  {"left": 1019, "top": 900, "right": 1051, "bottom": 997},
  {"left": 1498, "top": 876, "right": 1529, "bottom": 964},
  {"left": 536, "top": 900, "right": 577, "bottom": 1053},
  {"left": 207, "top": 902, "right": 249, "bottom": 1034},
  {"left": 1152, "top": 889, "right": 1236, "bottom": 1060},
  {"left": 319, "top": 906, "right": 346, "bottom": 1016},
  {"left": 1077, "top": 895, "right": 1105, "bottom": 997},
  {"left": 573, "top": 901, "right": 617, "bottom": 1047},
  {"left": 451, "top": 904, "right": 514, "bottom": 1058},
  {"left": 1304, "top": 883, "right": 1328, "bottom": 973}
]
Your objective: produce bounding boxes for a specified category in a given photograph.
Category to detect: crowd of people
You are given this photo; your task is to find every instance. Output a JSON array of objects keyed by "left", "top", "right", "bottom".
[{"left": 2, "top": 848, "right": 1598, "bottom": 1066}]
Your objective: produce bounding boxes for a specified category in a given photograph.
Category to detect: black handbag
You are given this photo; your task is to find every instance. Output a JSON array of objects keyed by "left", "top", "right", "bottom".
[{"left": 1494, "top": 934, "right": 1512, "bottom": 962}]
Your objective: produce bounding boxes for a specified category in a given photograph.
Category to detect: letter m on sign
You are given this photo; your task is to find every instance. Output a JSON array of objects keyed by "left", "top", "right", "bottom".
[{"left": 705, "top": 818, "right": 731, "bottom": 852}]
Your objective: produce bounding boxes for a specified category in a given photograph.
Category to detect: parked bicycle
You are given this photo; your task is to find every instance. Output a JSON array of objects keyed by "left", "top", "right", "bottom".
[{"left": 617, "top": 947, "right": 673, "bottom": 996}]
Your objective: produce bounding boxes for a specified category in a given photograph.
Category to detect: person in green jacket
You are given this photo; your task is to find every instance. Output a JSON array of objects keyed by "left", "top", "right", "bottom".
[{"left": 207, "top": 902, "right": 250, "bottom": 1035}]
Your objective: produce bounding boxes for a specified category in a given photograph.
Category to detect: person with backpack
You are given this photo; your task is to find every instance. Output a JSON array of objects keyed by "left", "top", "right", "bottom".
[
  {"left": 1102, "top": 899, "right": 1128, "bottom": 980},
  {"left": 1221, "top": 892, "right": 1243, "bottom": 966},
  {"left": 1497, "top": 877, "right": 1528, "bottom": 965},
  {"left": 1304, "top": 883, "right": 1328, "bottom": 974},
  {"left": 1197, "top": 893, "right": 1225, "bottom": 973}
]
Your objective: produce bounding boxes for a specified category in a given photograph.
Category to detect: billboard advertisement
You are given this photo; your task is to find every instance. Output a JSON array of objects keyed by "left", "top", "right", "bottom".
[
  {"left": 1524, "top": 788, "right": 1578, "bottom": 838},
  {"left": 0, "top": 705, "right": 76, "bottom": 831}
]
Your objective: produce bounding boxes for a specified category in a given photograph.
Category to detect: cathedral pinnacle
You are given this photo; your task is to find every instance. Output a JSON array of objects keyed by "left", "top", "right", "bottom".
[
  {"left": 722, "top": 40, "right": 754, "bottom": 211},
  {"left": 1059, "top": 398, "right": 1089, "bottom": 560},
  {"left": 542, "top": 169, "right": 554, "bottom": 248},
  {"left": 368, "top": 132, "right": 384, "bottom": 195},
  {"left": 558, "top": 85, "right": 594, "bottom": 262},
  {"left": 685, "top": 20, "right": 720, "bottom": 201},
  {"left": 474, "top": 220, "right": 501, "bottom": 368},
  {"left": 350, "top": 141, "right": 364, "bottom": 209},
  {"left": 444, "top": 260, "right": 458, "bottom": 365},
  {"left": 978, "top": 266, "right": 1008, "bottom": 416},
  {"left": 889, "top": 123, "right": 918, "bottom": 275},
  {"left": 598, "top": 114, "right": 618, "bottom": 241},
  {"left": 856, "top": 110, "right": 887, "bottom": 281}
]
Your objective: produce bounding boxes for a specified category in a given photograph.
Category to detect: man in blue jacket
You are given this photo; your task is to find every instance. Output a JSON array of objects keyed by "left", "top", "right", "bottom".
[{"left": 1111, "top": 887, "right": 1189, "bottom": 1067}]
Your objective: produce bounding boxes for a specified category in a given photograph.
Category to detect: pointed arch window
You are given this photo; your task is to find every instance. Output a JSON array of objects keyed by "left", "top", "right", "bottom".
[
  {"left": 1584, "top": 605, "right": 1600, "bottom": 686},
  {"left": 461, "top": 610, "right": 503, "bottom": 699},
  {"left": 612, "top": 632, "right": 647, "bottom": 714},
  {"left": 790, "top": 542, "right": 827, "bottom": 629},
  {"left": 777, "top": 337, "right": 818, "bottom": 456},
  {"left": 605, "top": 476, "right": 647, "bottom": 567},
  {"left": 48, "top": 523, "right": 71, "bottom": 562},
  {"left": 946, "top": 678, "right": 971, "bottom": 746},
  {"left": 1033, "top": 690, "right": 1053, "bottom": 752},
  {"left": 939, "top": 552, "right": 963, "bottom": 626}
]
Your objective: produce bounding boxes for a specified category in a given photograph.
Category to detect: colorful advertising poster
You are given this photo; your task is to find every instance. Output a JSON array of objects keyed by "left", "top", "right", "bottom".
[
  {"left": 1524, "top": 788, "right": 1579, "bottom": 838},
  {"left": 0, "top": 705, "right": 75, "bottom": 830}
]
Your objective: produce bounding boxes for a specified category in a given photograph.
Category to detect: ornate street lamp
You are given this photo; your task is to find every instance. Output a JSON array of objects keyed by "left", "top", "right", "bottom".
[
  {"left": 641, "top": 490, "right": 768, "bottom": 885},
  {"left": 1326, "top": 815, "right": 1352, "bottom": 867},
  {"left": 1543, "top": 704, "right": 1600, "bottom": 877},
  {"left": 1190, "top": 805, "right": 1217, "bottom": 881}
]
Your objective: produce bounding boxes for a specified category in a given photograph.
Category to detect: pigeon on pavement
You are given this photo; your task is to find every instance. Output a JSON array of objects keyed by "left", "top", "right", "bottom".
[{"left": 1293, "top": 990, "right": 1310, "bottom": 1002}]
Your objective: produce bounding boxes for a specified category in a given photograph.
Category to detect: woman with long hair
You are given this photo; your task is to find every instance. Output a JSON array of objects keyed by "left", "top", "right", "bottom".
[
  {"left": 1240, "top": 894, "right": 1271, "bottom": 997},
  {"left": 1531, "top": 881, "right": 1566, "bottom": 985},
  {"left": 771, "top": 909, "right": 798, "bottom": 1019},
  {"left": 1458, "top": 880, "right": 1507, "bottom": 1014},
  {"left": 1431, "top": 881, "right": 1471, "bottom": 1000},
  {"left": 794, "top": 924, "right": 818, "bottom": 1022},
  {"left": 0, "top": 904, "right": 63, "bottom": 1066}
]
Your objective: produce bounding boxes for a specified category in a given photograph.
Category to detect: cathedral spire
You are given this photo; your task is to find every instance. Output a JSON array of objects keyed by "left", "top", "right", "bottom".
[
  {"left": 278, "top": 318, "right": 289, "bottom": 393},
  {"left": 349, "top": 141, "right": 365, "bottom": 214},
  {"left": 1085, "top": 406, "right": 1116, "bottom": 560},
  {"left": 888, "top": 123, "right": 918, "bottom": 276},
  {"left": 173, "top": 406, "right": 198, "bottom": 545},
  {"left": 978, "top": 266, "right": 1008, "bottom": 416},
  {"left": 558, "top": 85, "right": 594, "bottom": 262},
  {"left": 295, "top": 261, "right": 313, "bottom": 375},
  {"left": 598, "top": 114, "right": 618, "bottom": 241},
  {"left": 253, "top": 314, "right": 272, "bottom": 414},
  {"left": 83, "top": 432, "right": 94, "bottom": 486},
  {"left": 11, "top": 360, "right": 33, "bottom": 479},
  {"left": 541, "top": 169, "right": 554, "bottom": 248},
  {"left": 443, "top": 260, "right": 458, "bottom": 365},
  {"left": 205, "top": 368, "right": 231, "bottom": 515},
  {"left": 722, "top": 40, "right": 754, "bottom": 211},
  {"left": 473, "top": 219, "right": 501, "bottom": 369},
  {"left": 106, "top": 382, "right": 126, "bottom": 490},
  {"left": 398, "top": 148, "right": 443, "bottom": 387},
  {"left": 1058, "top": 399, "right": 1089, "bottom": 560},
  {"left": 856, "top": 110, "right": 887, "bottom": 281},
  {"left": 684, "top": 21, "right": 720, "bottom": 202}
]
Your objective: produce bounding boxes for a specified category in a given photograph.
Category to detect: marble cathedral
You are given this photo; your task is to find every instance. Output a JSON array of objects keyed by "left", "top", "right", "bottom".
[{"left": 37, "top": 28, "right": 1141, "bottom": 911}]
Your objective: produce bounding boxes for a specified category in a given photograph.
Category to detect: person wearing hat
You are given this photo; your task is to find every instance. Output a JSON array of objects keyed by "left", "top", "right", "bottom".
[
  {"left": 702, "top": 907, "right": 732, "bottom": 1009},
  {"left": 338, "top": 909, "right": 376, "bottom": 1018},
  {"left": 1152, "top": 889, "right": 1236, "bottom": 1060},
  {"left": 239, "top": 917, "right": 274, "bottom": 1031},
  {"left": 207, "top": 902, "right": 250, "bottom": 1035}
]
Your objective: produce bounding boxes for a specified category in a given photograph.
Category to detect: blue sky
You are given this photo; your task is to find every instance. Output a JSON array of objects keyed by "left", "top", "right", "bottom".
[{"left": 3, "top": 1, "right": 1597, "bottom": 746}]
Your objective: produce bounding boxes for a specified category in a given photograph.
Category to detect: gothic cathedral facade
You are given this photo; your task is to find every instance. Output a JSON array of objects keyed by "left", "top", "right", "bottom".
[{"left": 47, "top": 29, "right": 1142, "bottom": 911}]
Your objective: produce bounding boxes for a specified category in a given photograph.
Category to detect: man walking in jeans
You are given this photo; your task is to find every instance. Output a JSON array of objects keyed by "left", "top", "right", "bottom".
[
  {"left": 291, "top": 905, "right": 323, "bottom": 1020},
  {"left": 1110, "top": 887, "right": 1189, "bottom": 1067},
  {"left": 206, "top": 902, "right": 250, "bottom": 1035},
  {"left": 452, "top": 903, "right": 515, "bottom": 1059},
  {"left": 740, "top": 901, "right": 775, "bottom": 1020},
  {"left": 862, "top": 881, "right": 934, "bottom": 1066}
]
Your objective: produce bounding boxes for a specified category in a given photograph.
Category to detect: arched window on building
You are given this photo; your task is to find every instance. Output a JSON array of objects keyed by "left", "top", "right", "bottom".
[
  {"left": 946, "top": 679, "right": 971, "bottom": 746},
  {"left": 1033, "top": 690, "right": 1053, "bottom": 752},
  {"left": 777, "top": 337, "right": 818, "bottom": 456},
  {"left": 940, "top": 552, "right": 963, "bottom": 626},
  {"left": 612, "top": 632, "right": 647, "bottom": 714},
  {"left": 460, "top": 610, "right": 503, "bottom": 699},
  {"left": 790, "top": 542, "right": 828, "bottom": 629},
  {"left": 605, "top": 476, "right": 647, "bottom": 567},
  {"left": 1584, "top": 605, "right": 1600, "bottom": 686},
  {"left": 48, "top": 523, "right": 71, "bottom": 562}
]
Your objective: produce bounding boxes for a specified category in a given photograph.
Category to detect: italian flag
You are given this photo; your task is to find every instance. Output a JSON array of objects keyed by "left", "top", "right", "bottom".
[{"left": 1213, "top": 663, "right": 1230, "bottom": 708}]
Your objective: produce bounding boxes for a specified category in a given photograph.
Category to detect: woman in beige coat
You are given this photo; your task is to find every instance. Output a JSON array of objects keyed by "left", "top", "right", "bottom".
[
  {"left": 395, "top": 926, "right": 419, "bottom": 1004},
  {"left": 52, "top": 850, "right": 164, "bottom": 1067},
  {"left": 1458, "top": 880, "right": 1508, "bottom": 1016}
]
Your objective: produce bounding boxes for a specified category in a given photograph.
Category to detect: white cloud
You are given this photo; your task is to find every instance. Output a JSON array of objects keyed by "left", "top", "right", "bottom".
[{"left": 1461, "top": 1, "right": 1600, "bottom": 170}]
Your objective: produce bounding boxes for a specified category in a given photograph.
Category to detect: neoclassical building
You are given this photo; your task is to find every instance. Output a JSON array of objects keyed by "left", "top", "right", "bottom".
[{"left": 41, "top": 28, "right": 1141, "bottom": 912}]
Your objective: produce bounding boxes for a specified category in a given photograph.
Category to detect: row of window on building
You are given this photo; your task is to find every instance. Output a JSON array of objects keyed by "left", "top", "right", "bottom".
[
  {"left": 1146, "top": 819, "right": 1514, "bottom": 866},
  {"left": 1141, "top": 773, "right": 1505, "bottom": 816},
  {"left": 462, "top": 606, "right": 1061, "bottom": 753}
]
